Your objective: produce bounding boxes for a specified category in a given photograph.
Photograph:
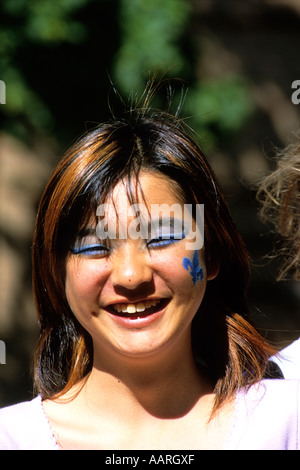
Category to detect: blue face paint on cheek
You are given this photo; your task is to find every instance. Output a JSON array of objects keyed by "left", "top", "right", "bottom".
[{"left": 182, "top": 250, "right": 204, "bottom": 285}]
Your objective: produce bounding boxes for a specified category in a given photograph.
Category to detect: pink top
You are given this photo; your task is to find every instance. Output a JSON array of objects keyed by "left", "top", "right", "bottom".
[
  {"left": 0, "top": 379, "right": 299, "bottom": 450},
  {"left": 271, "top": 339, "right": 300, "bottom": 379}
]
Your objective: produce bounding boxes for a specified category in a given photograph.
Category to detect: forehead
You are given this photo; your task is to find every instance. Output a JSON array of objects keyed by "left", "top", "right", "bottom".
[
  {"left": 94, "top": 171, "right": 187, "bottom": 239},
  {"left": 75, "top": 170, "right": 187, "bottom": 238},
  {"left": 78, "top": 171, "right": 203, "bottom": 248},
  {"left": 109, "top": 171, "right": 185, "bottom": 210}
]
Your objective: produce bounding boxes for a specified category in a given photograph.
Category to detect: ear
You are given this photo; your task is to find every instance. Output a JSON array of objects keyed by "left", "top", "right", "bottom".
[
  {"left": 207, "top": 260, "right": 220, "bottom": 281},
  {"left": 202, "top": 245, "right": 220, "bottom": 281}
]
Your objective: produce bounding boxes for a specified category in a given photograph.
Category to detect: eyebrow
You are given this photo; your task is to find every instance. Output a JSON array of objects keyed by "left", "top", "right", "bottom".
[
  {"left": 149, "top": 216, "right": 186, "bottom": 231},
  {"left": 76, "top": 227, "right": 97, "bottom": 238}
]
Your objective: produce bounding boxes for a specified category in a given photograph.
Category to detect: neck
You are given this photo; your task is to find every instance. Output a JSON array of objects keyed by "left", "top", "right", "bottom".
[{"left": 80, "top": 338, "right": 214, "bottom": 420}]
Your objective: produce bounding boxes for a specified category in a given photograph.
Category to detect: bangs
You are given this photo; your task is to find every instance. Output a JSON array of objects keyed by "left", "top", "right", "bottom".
[{"left": 52, "top": 117, "right": 215, "bottom": 262}]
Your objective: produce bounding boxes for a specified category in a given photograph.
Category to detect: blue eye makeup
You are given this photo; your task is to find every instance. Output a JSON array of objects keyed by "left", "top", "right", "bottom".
[
  {"left": 70, "top": 228, "right": 109, "bottom": 256},
  {"left": 70, "top": 218, "right": 188, "bottom": 254},
  {"left": 147, "top": 232, "right": 186, "bottom": 249},
  {"left": 70, "top": 244, "right": 109, "bottom": 256},
  {"left": 147, "top": 216, "right": 187, "bottom": 249}
]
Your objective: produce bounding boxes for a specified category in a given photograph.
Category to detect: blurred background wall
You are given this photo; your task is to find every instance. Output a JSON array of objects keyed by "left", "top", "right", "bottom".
[{"left": 1, "top": 0, "right": 300, "bottom": 407}]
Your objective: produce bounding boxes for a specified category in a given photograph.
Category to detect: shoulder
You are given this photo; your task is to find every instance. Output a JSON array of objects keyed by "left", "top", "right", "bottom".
[
  {"left": 0, "top": 396, "right": 58, "bottom": 450},
  {"left": 271, "top": 338, "right": 300, "bottom": 379},
  {"left": 225, "top": 379, "right": 300, "bottom": 450},
  {"left": 237, "top": 378, "right": 300, "bottom": 424}
]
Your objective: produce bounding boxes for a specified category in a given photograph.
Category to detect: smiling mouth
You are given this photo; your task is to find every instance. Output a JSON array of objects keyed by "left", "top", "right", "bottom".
[{"left": 107, "top": 299, "right": 169, "bottom": 318}]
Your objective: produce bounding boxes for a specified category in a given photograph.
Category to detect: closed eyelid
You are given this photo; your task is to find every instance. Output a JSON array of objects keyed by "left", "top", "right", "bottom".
[
  {"left": 70, "top": 243, "right": 109, "bottom": 255},
  {"left": 70, "top": 229, "right": 110, "bottom": 254},
  {"left": 147, "top": 232, "right": 186, "bottom": 248}
]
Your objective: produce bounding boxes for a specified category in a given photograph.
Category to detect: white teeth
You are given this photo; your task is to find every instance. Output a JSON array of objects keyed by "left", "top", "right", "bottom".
[
  {"left": 136, "top": 302, "right": 146, "bottom": 312},
  {"left": 113, "top": 299, "right": 161, "bottom": 314},
  {"left": 125, "top": 304, "right": 136, "bottom": 314}
]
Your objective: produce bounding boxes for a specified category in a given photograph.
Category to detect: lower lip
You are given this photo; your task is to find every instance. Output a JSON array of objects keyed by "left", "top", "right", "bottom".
[{"left": 106, "top": 300, "right": 169, "bottom": 328}]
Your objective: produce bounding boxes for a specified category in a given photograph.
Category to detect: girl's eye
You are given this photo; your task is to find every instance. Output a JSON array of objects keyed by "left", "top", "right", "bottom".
[
  {"left": 70, "top": 230, "right": 110, "bottom": 256},
  {"left": 147, "top": 233, "right": 185, "bottom": 249},
  {"left": 70, "top": 243, "right": 109, "bottom": 256}
]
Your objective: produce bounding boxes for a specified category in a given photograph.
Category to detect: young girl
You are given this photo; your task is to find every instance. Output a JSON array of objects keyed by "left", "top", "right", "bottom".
[{"left": 0, "top": 98, "right": 299, "bottom": 450}]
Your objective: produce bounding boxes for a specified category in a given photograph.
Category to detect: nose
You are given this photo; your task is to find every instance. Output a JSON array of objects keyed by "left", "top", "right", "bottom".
[{"left": 110, "top": 243, "right": 153, "bottom": 290}]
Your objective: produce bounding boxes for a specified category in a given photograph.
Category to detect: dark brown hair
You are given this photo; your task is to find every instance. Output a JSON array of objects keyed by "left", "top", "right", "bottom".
[{"left": 32, "top": 101, "right": 275, "bottom": 413}]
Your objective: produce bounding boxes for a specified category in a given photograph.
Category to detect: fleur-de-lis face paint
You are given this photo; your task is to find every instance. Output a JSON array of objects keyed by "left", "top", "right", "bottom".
[{"left": 182, "top": 250, "right": 204, "bottom": 285}]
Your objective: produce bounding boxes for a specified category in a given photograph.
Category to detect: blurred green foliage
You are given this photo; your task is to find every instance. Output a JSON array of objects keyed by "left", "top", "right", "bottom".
[
  {"left": 0, "top": 0, "right": 87, "bottom": 117},
  {"left": 0, "top": 0, "right": 116, "bottom": 142},
  {"left": 0, "top": 0, "right": 254, "bottom": 148},
  {"left": 113, "top": 0, "right": 191, "bottom": 94},
  {"left": 0, "top": 0, "right": 91, "bottom": 138},
  {"left": 2, "top": 0, "right": 89, "bottom": 42},
  {"left": 184, "top": 76, "right": 254, "bottom": 147}
]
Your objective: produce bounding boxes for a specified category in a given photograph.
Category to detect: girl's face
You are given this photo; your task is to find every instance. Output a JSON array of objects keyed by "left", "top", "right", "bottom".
[{"left": 65, "top": 171, "right": 212, "bottom": 364}]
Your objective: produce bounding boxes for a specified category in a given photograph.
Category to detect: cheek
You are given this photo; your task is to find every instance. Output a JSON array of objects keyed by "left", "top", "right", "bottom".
[
  {"left": 156, "top": 250, "right": 207, "bottom": 320},
  {"left": 65, "top": 259, "right": 108, "bottom": 308},
  {"left": 154, "top": 249, "right": 206, "bottom": 292},
  {"left": 182, "top": 250, "right": 205, "bottom": 286}
]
